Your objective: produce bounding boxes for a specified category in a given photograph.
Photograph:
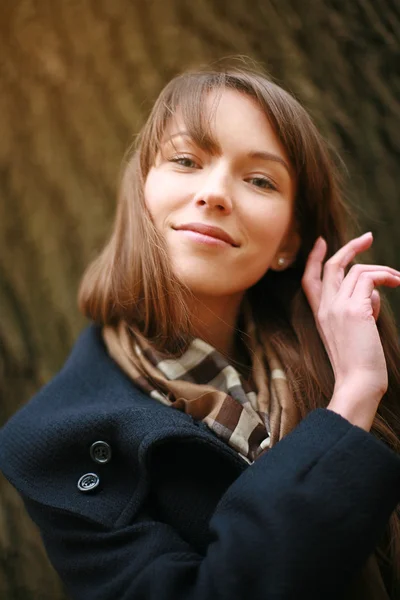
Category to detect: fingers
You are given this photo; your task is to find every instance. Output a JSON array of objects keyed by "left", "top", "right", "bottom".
[
  {"left": 302, "top": 232, "right": 400, "bottom": 319},
  {"left": 338, "top": 264, "right": 400, "bottom": 298},
  {"left": 301, "top": 237, "right": 327, "bottom": 314},
  {"left": 302, "top": 233, "right": 372, "bottom": 315},
  {"left": 320, "top": 232, "right": 374, "bottom": 305},
  {"left": 324, "top": 231, "right": 373, "bottom": 271},
  {"left": 351, "top": 271, "right": 400, "bottom": 304}
]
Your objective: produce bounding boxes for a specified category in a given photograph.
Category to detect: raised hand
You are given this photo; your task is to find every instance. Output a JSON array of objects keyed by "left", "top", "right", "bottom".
[{"left": 301, "top": 232, "right": 400, "bottom": 431}]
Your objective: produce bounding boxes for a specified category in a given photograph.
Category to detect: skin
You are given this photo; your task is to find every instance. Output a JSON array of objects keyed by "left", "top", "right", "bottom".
[
  {"left": 303, "top": 232, "right": 400, "bottom": 430},
  {"left": 144, "top": 89, "right": 300, "bottom": 359},
  {"left": 144, "top": 88, "right": 400, "bottom": 430}
]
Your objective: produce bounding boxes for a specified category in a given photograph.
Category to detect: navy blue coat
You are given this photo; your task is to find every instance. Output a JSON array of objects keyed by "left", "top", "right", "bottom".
[{"left": 0, "top": 325, "right": 400, "bottom": 600}]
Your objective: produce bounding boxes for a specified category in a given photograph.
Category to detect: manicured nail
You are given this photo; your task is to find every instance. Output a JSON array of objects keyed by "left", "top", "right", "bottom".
[{"left": 360, "top": 231, "right": 373, "bottom": 239}]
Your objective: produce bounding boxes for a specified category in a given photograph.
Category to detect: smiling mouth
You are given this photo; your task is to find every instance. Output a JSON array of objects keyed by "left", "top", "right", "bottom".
[
  {"left": 173, "top": 223, "right": 239, "bottom": 247},
  {"left": 174, "top": 228, "right": 234, "bottom": 248}
]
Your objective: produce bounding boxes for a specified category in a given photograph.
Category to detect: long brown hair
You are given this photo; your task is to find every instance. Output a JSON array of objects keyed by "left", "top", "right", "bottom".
[{"left": 78, "top": 64, "right": 400, "bottom": 591}]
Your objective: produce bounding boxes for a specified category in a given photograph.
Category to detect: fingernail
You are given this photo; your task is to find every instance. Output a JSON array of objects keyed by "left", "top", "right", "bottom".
[{"left": 360, "top": 231, "right": 373, "bottom": 239}]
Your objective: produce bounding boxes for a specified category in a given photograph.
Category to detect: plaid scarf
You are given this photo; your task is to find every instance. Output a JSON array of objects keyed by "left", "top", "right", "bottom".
[
  {"left": 102, "top": 304, "right": 299, "bottom": 463},
  {"left": 101, "top": 305, "right": 390, "bottom": 598}
]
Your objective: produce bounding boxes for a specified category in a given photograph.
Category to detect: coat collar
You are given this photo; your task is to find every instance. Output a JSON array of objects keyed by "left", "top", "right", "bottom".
[
  {"left": 0, "top": 323, "right": 247, "bottom": 524},
  {"left": 61, "top": 324, "right": 248, "bottom": 469}
]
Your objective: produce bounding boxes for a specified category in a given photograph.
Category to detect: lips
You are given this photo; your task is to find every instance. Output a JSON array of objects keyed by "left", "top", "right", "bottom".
[{"left": 173, "top": 223, "right": 239, "bottom": 246}]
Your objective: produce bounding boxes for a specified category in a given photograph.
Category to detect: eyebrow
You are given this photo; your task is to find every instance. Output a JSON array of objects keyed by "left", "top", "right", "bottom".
[
  {"left": 163, "top": 132, "right": 292, "bottom": 176},
  {"left": 247, "top": 151, "right": 291, "bottom": 176},
  {"left": 162, "top": 131, "right": 214, "bottom": 149},
  {"left": 163, "top": 131, "right": 191, "bottom": 143}
]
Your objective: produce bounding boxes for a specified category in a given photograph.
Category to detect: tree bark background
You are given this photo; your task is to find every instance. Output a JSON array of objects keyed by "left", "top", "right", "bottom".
[{"left": 0, "top": 1, "right": 399, "bottom": 598}]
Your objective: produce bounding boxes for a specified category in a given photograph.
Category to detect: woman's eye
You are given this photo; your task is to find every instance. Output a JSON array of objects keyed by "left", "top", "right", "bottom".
[
  {"left": 170, "top": 156, "right": 198, "bottom": 169},
  {"left": 247, "top": 176, "right": 277, "bottom": 191}
]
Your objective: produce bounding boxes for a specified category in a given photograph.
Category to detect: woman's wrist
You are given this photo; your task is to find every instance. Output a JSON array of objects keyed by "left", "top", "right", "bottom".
[{"left": 327, "top": 381, "right": 384, "bottom": 431}]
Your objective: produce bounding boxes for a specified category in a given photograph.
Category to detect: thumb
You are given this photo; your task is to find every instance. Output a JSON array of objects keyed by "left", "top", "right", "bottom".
[{"left": 371, "top": 289, "right": 381, "bottom": 321}]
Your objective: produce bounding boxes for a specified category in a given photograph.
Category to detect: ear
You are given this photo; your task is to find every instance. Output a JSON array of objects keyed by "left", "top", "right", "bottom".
[{"left": 270, "top": 228, "right": 301, "bottom": 272}]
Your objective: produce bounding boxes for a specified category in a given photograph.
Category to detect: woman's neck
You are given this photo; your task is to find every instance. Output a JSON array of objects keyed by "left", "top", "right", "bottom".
[{"left": 188, "top": 293, "right": 250, "bottom": 368}]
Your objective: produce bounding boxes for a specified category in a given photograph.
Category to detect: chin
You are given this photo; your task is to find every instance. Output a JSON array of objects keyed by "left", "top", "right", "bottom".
[
  {"left": 175, "top": 273, "right": 246, "bottom": 298},
  {"left": 170, "top": 259, "right": 255, "bottom": 296}
]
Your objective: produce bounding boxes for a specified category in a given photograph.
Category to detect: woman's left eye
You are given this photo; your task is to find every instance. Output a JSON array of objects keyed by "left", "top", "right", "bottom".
[
  {"left": 170, "top": 156, "right": 198, "bottom": 168},
  {"left": 247, "top": 176, "right": 277, "bottom": 191}
]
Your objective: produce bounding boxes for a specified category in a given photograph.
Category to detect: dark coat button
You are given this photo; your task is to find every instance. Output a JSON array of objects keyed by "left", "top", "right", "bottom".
[
  {"left": 90, "top": 441, "right": 112, "bottom": 464},
  {"left": 77, "top": 473, "right": 100, "bottom": 492}
]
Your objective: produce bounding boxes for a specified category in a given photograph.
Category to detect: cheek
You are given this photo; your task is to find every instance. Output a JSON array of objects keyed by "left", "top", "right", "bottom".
[
  {"left": 144, "top": 169, "right": 182, "bottom": 225},
  {"left": 143, "top": 171, "right": 158, "bottom": 214},
  {"left": 247, "top": 204, "right": 293, "bottom": 248},
  {"left": 144, "top": 172, "right": 169, "bottom": 228}
]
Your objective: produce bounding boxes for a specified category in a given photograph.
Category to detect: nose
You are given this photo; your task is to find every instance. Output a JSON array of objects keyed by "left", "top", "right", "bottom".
[{"left": 193, "top": 165, "right": 233, "bottom": 213}]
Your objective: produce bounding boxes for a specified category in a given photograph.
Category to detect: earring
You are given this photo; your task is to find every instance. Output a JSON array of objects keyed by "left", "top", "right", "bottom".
[{"left": 277, "top": 257, "right": 286, "bottom": 267}]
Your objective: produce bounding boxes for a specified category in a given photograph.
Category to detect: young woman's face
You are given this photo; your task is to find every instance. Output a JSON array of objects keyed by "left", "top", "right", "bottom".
[{"left": 144, "top": 89, "right": 299, "bottom": 300}]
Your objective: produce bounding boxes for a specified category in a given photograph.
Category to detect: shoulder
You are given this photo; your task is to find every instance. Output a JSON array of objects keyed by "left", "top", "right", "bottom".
[
  {"left": 0, "top": 324, "right": 155, "bottom": 451},
  {"left": 0, "top": 324, "right": 200, "bottom": 526}
]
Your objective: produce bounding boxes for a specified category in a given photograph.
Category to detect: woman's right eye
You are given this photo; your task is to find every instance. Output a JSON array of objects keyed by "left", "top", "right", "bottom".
[{"left": 169, "top": 156, "right": 199, "bottom": 169}]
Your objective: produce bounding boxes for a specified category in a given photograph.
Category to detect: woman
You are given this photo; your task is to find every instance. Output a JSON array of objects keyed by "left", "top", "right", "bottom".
[{"left": 1, "top": 65, "right": 400, "bottom": 600}]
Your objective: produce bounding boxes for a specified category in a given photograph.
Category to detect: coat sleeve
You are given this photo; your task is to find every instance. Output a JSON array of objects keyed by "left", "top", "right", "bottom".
[{"left": 6, "top": 408, "right": 399, "bottom": 600}]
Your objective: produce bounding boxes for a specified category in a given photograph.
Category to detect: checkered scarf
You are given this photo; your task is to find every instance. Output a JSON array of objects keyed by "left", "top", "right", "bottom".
[{"left": 102, "top": 303, "right": 300, "bottom": 462}]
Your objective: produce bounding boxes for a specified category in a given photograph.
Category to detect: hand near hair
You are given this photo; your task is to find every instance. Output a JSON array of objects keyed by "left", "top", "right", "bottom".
[{"left": 302, "top": 232, "right": 400, "bottom": 431}]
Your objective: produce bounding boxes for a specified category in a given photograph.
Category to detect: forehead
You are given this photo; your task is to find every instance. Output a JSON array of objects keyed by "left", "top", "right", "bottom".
[
  {"left": 162, "top": 88, "right": 285, "bottom": 157},
  {"left": 167, "top": 88, "right": 263, "bottom": 127}
]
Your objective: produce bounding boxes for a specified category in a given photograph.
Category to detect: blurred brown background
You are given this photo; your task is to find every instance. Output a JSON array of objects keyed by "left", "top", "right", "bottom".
[{"left": 0, "top": 1, "right": 399, "bottom": 598}]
